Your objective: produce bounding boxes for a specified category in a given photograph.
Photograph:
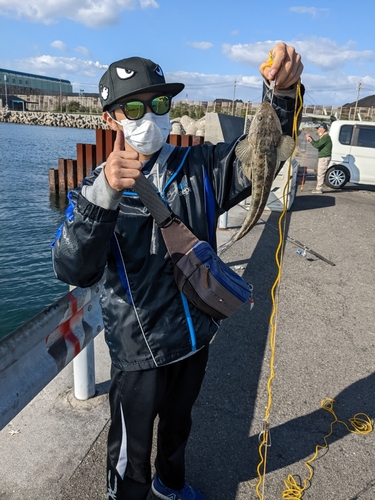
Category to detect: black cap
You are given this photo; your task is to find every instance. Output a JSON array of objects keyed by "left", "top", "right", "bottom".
[
  {"left": 99, "top": 56, "right": 185, "bottom": 111},
  {"left": 316, "top": 123, "right": 329, "bottom": 131}
]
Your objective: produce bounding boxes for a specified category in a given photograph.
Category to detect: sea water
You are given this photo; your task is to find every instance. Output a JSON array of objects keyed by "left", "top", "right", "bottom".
[{"left": 0, "top": 122, "right": 96, "bottom": 339}]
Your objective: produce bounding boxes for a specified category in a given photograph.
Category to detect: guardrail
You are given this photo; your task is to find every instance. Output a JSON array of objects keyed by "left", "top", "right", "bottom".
[{"left": 0, "top": 280, "right": 104, "bottom": 431}]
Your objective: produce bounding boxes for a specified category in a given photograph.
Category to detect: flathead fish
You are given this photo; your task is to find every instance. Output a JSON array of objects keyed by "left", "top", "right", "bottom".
[{"left": 218, "top": 101, "right": 295, "bottom": 256}]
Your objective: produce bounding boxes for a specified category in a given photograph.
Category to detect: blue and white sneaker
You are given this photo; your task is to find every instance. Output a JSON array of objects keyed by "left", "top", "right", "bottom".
[{"left": 151, "top": 473, "right": 205, "bottom": 500}]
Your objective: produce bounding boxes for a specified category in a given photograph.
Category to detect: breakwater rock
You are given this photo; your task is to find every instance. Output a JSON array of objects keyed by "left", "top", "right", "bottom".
[
  {"left": 0, "top": 110, "right": 109, "bottom": 129},
  {"left": 171, "top": 116, "right": 205, "bottom": 136},
  {"left": 0, "top": 109, "right": 206, "bottom": 135}
]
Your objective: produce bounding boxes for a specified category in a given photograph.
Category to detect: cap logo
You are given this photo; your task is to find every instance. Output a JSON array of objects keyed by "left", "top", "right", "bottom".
[
  {"left": 101, "top": 86, "right": 109, "bottom": 100},
  {"left": 155, "top": 65, "right": 163, "bottom": 77},
  {"left": 116, "top": 67, "right": 135, "bottom": 80}
]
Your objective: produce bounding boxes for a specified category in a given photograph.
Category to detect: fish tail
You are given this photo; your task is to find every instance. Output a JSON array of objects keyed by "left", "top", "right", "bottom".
[
  {"left": 218, "top": 189, "right": 271, "bottom": 256},
  {"left": 217, "top": 237, "right": 236, "bottom": 256},
  {"left": 217, "top": 207, "right": 258, "bottom": 256}
]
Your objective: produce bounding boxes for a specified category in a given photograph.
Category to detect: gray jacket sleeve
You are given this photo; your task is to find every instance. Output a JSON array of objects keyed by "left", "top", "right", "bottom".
[{"left": 82, "top": 167, "right": 123, "bottom": 210}]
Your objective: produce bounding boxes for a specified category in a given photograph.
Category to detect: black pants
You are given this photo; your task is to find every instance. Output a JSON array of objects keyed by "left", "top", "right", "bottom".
[{"left": 106, "top": 345, "right": 209, "bottom": 500}]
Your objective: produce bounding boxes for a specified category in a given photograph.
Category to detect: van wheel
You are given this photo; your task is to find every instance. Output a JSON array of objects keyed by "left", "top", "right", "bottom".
[{"left": 324, "top": 165, "right": 349, "bottom": 189}]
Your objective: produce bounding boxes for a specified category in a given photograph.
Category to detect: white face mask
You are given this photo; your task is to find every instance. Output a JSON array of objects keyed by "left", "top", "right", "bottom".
[{"left": 110, "top": 112, "right": 171, "bottom": 155}]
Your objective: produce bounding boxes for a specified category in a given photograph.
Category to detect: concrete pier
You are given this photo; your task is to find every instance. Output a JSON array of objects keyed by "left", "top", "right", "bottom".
[{"left": 1, "top": 168, "right": 374, "bottom": 500}]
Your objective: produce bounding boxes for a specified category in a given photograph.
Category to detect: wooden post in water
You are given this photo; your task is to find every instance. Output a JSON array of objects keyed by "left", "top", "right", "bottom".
[
  {"left": 96, "top": 129, "right": 116, "bottom": 165},
  {"left": 77, "top": 143, "right": 97, "bottom": 181},
  {"left": 48, "top": 168, "right": 59, "bottom": 192},
  {"left": 84, "top": 144, "right": 97, "bottom": 175},
  {"left": 76, "top": 144, "right": 86, "bottom": 185},
  {"left": 168, "top": 134, "right": 181, "bottom": 146},
  {"left": 66, "top": 159, "right": 77, "bottom": 191},
  {"left": 58, "top": 158, "right": 68, "bottom": 193}
]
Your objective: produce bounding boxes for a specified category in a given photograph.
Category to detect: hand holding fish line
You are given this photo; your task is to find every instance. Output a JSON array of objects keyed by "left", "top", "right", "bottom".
[{"left": 259, "top": 42, "right": 303, "bottom": 90}]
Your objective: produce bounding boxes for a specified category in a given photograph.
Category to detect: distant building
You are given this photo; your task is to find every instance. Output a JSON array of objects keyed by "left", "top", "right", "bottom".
[
  {"left": 214, "top": 98, "right": 244, "bottom": 104},
  {"left": 0, "top": 68, "right": 73, "bottom": 110},
  {"left": 0, "top": 68, "right": 72, "bottom": 94}
]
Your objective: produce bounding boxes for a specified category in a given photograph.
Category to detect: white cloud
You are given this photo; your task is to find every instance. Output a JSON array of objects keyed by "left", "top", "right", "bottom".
[
  {"left": 222, "top": 38, "right": 375, "bottom": 72},
  {"left": 290, "top": 6, "right": 329, "bottom": 19},
  {"left": 214, "top": 38, "right": 375, "bottom": 104},
  {"left": 301, "top": 72, "right": 375, "bottom": 105},
  {"left": 51, "top": 40, "right": 68, "bottom": 51},
  {"left": 13, "top": 55, "right": 108, "bottom": 89},
  {"left": 0, "top": 0, "right": 158, "bottom": 28},
  {"left": 222, "top": 41, "right": 281, "bottom": 67},
  {"left": 75, "top": 46, "right": 91, "bottom": 57},
  {"left": 293, "top": 37, "right": 374, "bottom": 71},
  {"left": 150, "top": 67, "right": 375, "bottom": 105},
  {"left": 9, "top": 54, "right": 375, "bottom": 105},
  {"left": 139, "top": 0, "right": 158, "bottom": 7},
  {"left": 188, "top": 41, "right": 214, "bottom": 50},
  {"left": 167, "top": 70, "right": 263, "bottom": 102}
]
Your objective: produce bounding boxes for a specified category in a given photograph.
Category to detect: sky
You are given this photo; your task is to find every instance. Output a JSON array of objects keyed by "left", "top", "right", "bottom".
[{"left": 0, "top": 0, "right": 375, "bottom": 107}]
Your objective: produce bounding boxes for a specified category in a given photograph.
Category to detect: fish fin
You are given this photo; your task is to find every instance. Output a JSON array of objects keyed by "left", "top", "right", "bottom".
[
  {"left": 235, "top": 138, "right": 252, "bottom": 164},
  {"left": 277, "top": 135, "right": 295, "bottom": 162}
]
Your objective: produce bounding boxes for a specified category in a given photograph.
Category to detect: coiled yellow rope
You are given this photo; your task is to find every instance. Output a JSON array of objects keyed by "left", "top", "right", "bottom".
[
  {"left": 281, "top": 399, "right": 372, "bottom": 499},
  {"left": 252, "top": 83, "right": 372, "bottom": 499}
]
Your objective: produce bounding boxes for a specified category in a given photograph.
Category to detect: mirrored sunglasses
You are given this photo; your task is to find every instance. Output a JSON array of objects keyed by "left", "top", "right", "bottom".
[{"left": 111, "top": 95, "right": 172, "bottom": 120}]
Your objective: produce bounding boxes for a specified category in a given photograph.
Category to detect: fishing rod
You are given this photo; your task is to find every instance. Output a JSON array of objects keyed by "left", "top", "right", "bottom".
[{"left": 259, "top": 217, "right": 336, "bottom": 266}]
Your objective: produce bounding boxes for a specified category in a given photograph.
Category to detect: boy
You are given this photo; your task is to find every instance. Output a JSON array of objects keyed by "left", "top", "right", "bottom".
[{"left": 52, "top": 43, "right": 303, "bottom": 500}]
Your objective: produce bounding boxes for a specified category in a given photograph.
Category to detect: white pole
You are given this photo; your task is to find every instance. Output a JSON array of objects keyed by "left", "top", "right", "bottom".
[
  {"left": 73, "top": 342, "right": 96, "bottom": 400},
  {"left": 353, "top": 82, "right": 362, "bottom": 120},
  {"left": 69, "top": 285, "right": 96, "bottom": 400},
  {"left": 4, "top": 75, "right": 8, "bottom": 109},
  {"left": 232, "top": 79, "right": 237, "bottom": 116},
  {"left": 218, "top": 212, "right": 228, "bottom": 229}
]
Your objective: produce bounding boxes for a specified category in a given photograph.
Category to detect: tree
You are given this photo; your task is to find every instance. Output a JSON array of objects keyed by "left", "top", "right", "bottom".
[{"left": 67, "top": 100, "right": 81, "bottom": 113}]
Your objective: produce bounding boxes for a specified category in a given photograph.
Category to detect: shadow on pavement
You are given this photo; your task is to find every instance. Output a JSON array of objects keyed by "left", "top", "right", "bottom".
[
  {"left": 246, "top": 371, "right": 375, "bottom": 476},
  {"left": 187, "top": 207, "right": 374, "bottom": 499},
  {"left": 292, "top": 193, "right": 336, "bottom": 211},
  {"left": 188, "top": 210, "right": 289, "bottom": 499}
]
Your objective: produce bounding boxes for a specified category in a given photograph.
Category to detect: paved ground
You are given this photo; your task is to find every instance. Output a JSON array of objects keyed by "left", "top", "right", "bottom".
[{"left": 1, "top": 168, "right": 375, "bottom": 500}]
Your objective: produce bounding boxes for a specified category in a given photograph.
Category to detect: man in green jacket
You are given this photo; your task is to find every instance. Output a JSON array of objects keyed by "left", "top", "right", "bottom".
[{"left": 306, "top": 123, "right": 333, "bottom": 194}]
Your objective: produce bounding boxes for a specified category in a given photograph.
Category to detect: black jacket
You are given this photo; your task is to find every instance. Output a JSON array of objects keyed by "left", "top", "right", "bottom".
[{"left": 52, "top": 84, "right": 303, "bottom": 371}]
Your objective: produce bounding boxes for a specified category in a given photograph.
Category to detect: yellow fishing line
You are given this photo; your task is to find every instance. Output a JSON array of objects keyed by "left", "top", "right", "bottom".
[
  {"left": 252, "top": 83, "right": 372, "bottom": 499},
  {"left": 254, "top": 82, "right": 303, "bottom": 500},
  {"left": 260, "top": 51, "right": 275, "bottom": 73}
]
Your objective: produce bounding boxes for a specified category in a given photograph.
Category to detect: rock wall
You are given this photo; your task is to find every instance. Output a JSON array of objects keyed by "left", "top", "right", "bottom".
[
  {"left": 0, "top": 109, "right": 207, "bottom": 136},
  {"left": 0, "top": 109, "right": 109, "bottom": 129}
]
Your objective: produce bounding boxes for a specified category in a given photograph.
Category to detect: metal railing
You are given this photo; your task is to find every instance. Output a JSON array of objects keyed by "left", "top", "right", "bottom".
[{"left": 0, "top": 279, "right": 104, "bottom": 431}]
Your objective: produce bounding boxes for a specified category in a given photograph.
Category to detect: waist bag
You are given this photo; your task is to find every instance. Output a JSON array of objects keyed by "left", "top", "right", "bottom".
[{"left": 135, "top": 173, "right": 253, "bottom": 320}]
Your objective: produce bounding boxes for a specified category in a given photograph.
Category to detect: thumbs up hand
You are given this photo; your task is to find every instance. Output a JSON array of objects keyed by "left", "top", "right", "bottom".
[{"left": 104, "top": 130, "right": 143, "bottom": 191}]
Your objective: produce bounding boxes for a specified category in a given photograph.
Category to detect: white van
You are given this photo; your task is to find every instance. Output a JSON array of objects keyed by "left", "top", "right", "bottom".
[{"left": 324, "top": 120, "right": 375, "bottom": 188}]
